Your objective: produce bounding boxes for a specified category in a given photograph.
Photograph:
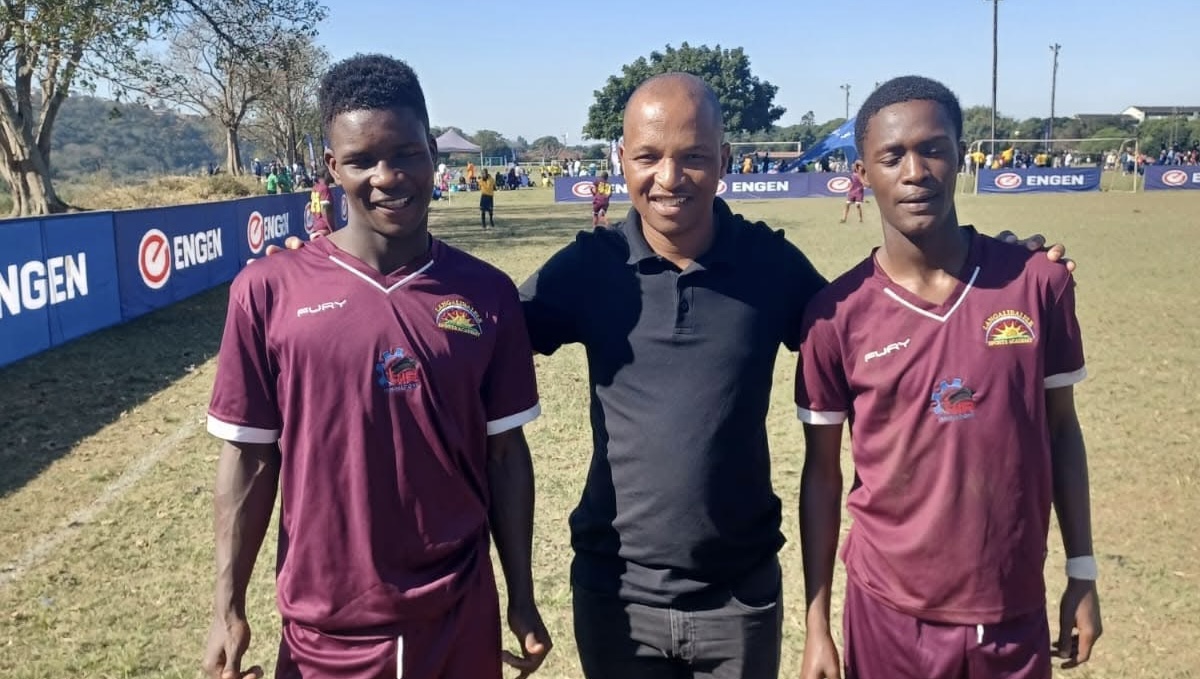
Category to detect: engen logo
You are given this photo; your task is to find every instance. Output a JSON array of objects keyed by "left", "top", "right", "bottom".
[
  {"left": 138, "top": 227, "right": 225, "bottom": 289},
  {"left": 571, "top": 181, "right": 594, "bottom": 198},
  {"left": 247, "top": 211, "right": 290, "bottom": 254},
  {"left": 994, "top": 172, "right": 1023, "bottom": 189},
  {"left": 0, "top": 253, "right": 89, "bottom": 319},
  {"left": 716, "top": 179, "right": 727, "bottom": 195},
  {"left": 1162, "top": 169, "right": 1189, "bottom": 187},
  {"left": 339, "top": 194, "right": 349, "bottom": 222},
  {"left": 826, "top": 176, "right": 852, "bottom": 193},
  {"left": 139, "top": 229, "right": 172, "bottom": 289}
]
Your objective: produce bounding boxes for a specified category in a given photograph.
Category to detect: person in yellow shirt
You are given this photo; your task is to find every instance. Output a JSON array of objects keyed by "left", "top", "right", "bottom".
[
  {"left": 591, "top": 171, "right": 613, "bottom": 227},
  {"left": 466, "top": 161, "right": 476, "bottom": 184},
  {"left": 741, "top": 155, "right": 753, "bottom": 174},
  {"left": 478, "top": 168, "right": 496, "bottom": 229}
]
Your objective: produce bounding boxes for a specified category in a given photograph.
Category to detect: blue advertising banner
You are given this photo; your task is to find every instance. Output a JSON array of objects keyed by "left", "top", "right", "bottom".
[
  {"left": 553, "top": 173, "right": 868, "bottom": 202},
  {"left": 332, "top": 186, "right": 348, "bottom": 230},
  {"left": 977, "top": 167, "right": 1101, "bottom": 194},
  {"left": 1144, "top": 165, "right": 1200, "bottom": 190},
  {"left": 0, "top": 218, "right": 53, "bottom": 366},
  {"left": 235, "top": 193, "right": 311, "bottom": 264},
  {"left": 41, "top": 213, "right": 122, "bottom": 345},
  {"left": 113, "top": 202, "right": 240, "bottom": 321}
]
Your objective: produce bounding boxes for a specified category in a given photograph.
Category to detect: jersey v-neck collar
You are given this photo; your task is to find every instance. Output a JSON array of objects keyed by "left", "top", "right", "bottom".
[
  {"left": 315, "top": 235, "right": 437, "bottom": 294},
  {"left": 871, "top": 228, "right": 982, "bottom": 324}
]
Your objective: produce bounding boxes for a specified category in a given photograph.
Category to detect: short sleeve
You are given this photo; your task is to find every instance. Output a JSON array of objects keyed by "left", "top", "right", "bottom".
[
  {"left": 518, "top": 239, "right": 583, "bottom": 355},
  {"left": 207, "top": 276, "right": 281, "bottom": 443},
  {"left": 1043, "top": 274, "right": 1086, "bottom": 389},
  {"left": 795, "top": 305, "right": 850, "bottom": 425},
  {"left": 482, "top": 282, "right": 541, "bottom": 435}
]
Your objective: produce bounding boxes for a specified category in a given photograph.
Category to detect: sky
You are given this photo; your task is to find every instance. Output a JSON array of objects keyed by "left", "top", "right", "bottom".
[{"left": 320, "top": 0, "right": 1198, "bottom": 142}]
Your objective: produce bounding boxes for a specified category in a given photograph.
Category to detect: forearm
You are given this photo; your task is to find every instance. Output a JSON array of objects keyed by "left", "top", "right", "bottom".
[
  {"left": 1051, "top": 421, "right": 1094, "bottom": 558},
  {"left": 213, "top": 441, "right": 280, "bottom": 618},
  {"left": 487, "top": 429, "right": 536, "bottom": 606},
  {"left": 799, "top": 424, "right": 844, "bottom": 633}
]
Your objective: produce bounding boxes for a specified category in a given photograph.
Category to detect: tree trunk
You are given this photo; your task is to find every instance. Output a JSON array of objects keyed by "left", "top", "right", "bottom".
[
  {"left": 225, "top": 125, "right": 243, "bottom": 175},
  {"left": 0, "top": 137, "right": 71, "bottom": 216}
]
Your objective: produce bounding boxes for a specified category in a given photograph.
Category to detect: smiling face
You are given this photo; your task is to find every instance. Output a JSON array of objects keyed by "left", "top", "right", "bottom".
[
  {"left": 858, "top": 99, "right": 960, "bottom": 238},
  {"left": 325, "top": 106, "right": 436, "bottom": 242},
  {"left": 619, "top": 78, "right": 730, "bottom": 241}
]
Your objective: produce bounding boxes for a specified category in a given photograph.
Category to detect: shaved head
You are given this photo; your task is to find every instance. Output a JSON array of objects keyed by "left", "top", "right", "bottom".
[{"left": 623, "top": 72, "right": 724, "bottom": 142}]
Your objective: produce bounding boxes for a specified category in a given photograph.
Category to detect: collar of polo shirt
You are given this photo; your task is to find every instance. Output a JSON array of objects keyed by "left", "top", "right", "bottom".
[{"left": 623, "top": 198, "right": 739, "bottom": 268}]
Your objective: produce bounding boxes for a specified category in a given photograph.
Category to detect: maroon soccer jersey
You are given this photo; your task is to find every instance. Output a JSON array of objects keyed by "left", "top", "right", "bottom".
[
  {"left": 208, "top": 236, "right": 539, "bottom": 631},
  {"left": 796, "top": 229, "right": 1085, "bottom": 624}
]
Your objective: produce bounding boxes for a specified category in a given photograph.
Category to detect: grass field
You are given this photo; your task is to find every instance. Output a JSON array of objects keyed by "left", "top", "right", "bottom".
[{"left": 1, "top": 186, "right": 1198, "bottom": 678}]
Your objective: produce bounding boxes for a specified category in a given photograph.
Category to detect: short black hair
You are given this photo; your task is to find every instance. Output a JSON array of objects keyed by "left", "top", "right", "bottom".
[
  {"left": 855, "top": 76, "right": 962, "bottom": 156},
  {"left": 319, "top": 54, "right": 431, "bottom": 138}
]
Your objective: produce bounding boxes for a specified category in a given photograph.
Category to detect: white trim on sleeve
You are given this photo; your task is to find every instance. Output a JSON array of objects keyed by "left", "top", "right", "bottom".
[
  {"left": 1044, "top": 366, "right": 1087, "bottom": 389},
  {"left": 796, "top": 406, "right": 848, "bottom": 425},
  {"left": 207, "top": 415, "right": 280, "bottom": 444},
  {"left": 486, "top": 403, "right": 541, "bottom": 435}
]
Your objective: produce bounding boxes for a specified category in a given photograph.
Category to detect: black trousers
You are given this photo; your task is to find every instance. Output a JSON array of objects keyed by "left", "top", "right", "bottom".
[{"left": 572, "top": 557, "right": 783, "bottom": 679}]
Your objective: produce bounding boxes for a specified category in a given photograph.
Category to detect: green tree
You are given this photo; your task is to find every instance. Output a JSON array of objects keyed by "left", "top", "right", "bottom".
[
  {"left": 0, "top": 0, "right": 323, "bottom": 215},
  {"left": 961, "top": 106, "right": 1018, "bottom": 147},
  {"left": 529, "top": 135, "right": 564, "bottom": 159},
  {"left": 469, "top": 129, "right": 512, "bottom": 158},
  {"left": 583, "top": 43, "right": 784, "bottom": 141},
  {"left": 1078, "top": 126, "right": 1134, "bottom": 155},
  {"left": 244, "top": 33, "right": 328, "bottom": 170}
]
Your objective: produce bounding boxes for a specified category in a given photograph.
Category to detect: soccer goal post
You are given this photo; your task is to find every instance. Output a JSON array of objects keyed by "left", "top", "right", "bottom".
[{"left": 966, "top": 137, "right": 1139, "bottom": 193}]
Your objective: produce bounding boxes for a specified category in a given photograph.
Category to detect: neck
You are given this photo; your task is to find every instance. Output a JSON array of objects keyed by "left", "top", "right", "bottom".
[
  {"left": 878, "top": 209, "right": 969, "bottom": 277},
  {"left": 330, "top": 222, "right": 430, "bottom": 274},
  {"left": 641, "top": 209, "right": 716, "bottom": 269}
]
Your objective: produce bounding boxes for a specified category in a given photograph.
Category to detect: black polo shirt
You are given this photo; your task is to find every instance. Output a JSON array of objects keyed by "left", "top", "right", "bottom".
[{"left": 519, "top": 198, "right": 827, "bottom": 606}]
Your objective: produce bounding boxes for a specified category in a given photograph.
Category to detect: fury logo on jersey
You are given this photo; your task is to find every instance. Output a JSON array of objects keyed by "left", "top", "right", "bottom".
[
  {"left": 296, "top": 299, "right": 347, "bottom": 318},
  {"left": 864, "top": 338, "right": 911, "bottom": 363}
]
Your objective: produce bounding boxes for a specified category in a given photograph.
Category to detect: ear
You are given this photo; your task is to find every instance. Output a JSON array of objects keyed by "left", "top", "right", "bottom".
[
  {"left": 618, "top": 142, "right": 627, "bottom": 176},
  {"left": 427, "top": 134, "right": 438, "bottom": 159},
  {"left": 856, "top": 159, "right": 872, "bottom": 189},
  {"left": 324, "top": 148, "right": 340, "bottom": 184}
]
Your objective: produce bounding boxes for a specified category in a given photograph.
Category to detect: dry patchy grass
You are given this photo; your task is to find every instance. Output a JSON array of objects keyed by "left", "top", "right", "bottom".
[{"left": 1, "top": 188, "right": 1198, "bottom": 678}]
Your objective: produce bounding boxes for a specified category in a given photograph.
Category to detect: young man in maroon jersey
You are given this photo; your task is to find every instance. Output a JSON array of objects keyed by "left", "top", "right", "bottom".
[
  {"left": 795, "top": 76, "right": 1101, "bottom": 679},
  {"left": 203, "top": 54, "right": 551, "bottom": 679}
]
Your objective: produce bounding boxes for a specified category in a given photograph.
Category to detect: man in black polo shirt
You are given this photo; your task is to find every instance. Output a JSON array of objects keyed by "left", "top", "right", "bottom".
[
  {"left": 519, "top": 73, "right": 1071, "bottom": 679},
  {"left": 520, "top": 73, "right": 823, "bottom": 679}
]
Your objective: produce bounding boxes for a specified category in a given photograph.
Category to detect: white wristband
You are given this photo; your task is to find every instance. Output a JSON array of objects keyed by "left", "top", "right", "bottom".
[{"left": 1066, "top": 556, "right": 1098, "bottom": 580}]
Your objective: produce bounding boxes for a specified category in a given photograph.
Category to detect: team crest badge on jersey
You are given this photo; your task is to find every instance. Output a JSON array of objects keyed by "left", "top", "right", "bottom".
[
  {"left": 435, "top": 299, "right": 483, "bottom": 337},
  {"left": 375, "top": 347, "right": 420, "bottom": 391},
  {"left": 983, "top": 310, "right": 1035, "bottom": 346},
  {"left": 931, "top": 378, "right": 976, "bottom": 422}
]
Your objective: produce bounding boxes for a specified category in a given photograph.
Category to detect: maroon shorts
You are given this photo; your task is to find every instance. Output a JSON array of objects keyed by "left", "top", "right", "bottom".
[
  {"left": 275, "top": 567, "right": 501, "bottom": 679},
  {"left": 843, "top": 578, "right": 1050, "bottom": 679},
  {"left": 846, "top": 191, "right": 864, "bottom": 204}
]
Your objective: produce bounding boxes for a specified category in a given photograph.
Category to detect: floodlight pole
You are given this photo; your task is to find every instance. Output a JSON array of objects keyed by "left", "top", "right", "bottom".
[
  {"left": 840, "top": 83, "right": 851, "bottom": 120},
  {"left": 1048, "top": 43, "right": 1061, "bottom": 147},
  {"left": 990, "top": 0, "right": 1001, "bottom": 155}
]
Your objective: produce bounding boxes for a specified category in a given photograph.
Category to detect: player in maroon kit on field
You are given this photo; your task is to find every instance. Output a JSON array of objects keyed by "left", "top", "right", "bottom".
[
  {"left": 795, "top": 76, "right": 1101, "bottom": 679},
  {"left": 203, "top": 54, "right": 551, "bottom": 679}
]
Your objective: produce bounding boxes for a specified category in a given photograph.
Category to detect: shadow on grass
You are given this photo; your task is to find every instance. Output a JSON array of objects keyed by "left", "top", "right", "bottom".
[
  {"left": 0, "top": 204, "right": 592, "bottom": 498},
  {"left": 0, "top": 286, "right": 230, "bottom": 499},
  {"left": 429, "top": 202, "right": 608, "bottom": 251}
]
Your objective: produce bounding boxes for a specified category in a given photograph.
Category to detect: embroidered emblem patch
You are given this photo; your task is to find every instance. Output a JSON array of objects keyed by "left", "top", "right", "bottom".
[
  {"left": 930, "top": 378, "right": 977, "bottom": 422},
  {"left": 375, "top": 347, "right": 420, "bottom": 391},
  {"left": 983, "top": 310, "right": 1035, "bottom": 346},
  {"left": 435, "top": 299, "right": 483, "bottom": 337}
]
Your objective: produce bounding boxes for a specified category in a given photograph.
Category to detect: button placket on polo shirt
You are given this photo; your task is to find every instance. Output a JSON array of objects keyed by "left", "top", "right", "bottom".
[{"left": 674, "top": 274, "right": 695, "bottom": 334}]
